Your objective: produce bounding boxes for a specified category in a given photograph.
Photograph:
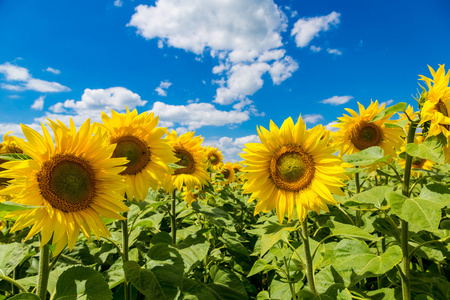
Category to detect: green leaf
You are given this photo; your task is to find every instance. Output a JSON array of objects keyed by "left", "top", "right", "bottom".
[
  {"left": 191, "top": 201, "right": 234, "bottom": 228},
  {"left": 322, "top": 283, "right": 352, "bottom": 300},
  {"left": 327, "top": 220, "right": 381, "bottom": 241},
  {"left": 351, "top": 186, "right": 392, "bottom": 209},
  {"left": 178, "top": 233, "right": 210, "bottom": 273},
  {"left": 364, "top": 288, "right": 395, "bottom": 299},
  {"left": 256, "top": 290, "right": 271, "bottom": 300},
  {"left": 0, "top": 153, "right": 32, "bottom": 161},
  {"left": 0, "top": 202, "right": 41, "bottom": 219},
  {"left": 386, "top": 191, "right": 443, "bottom": 232},
  {"left": 0, "top": 243, "right": 30, "bottom": 276},
  {"left": 8, "top": 293, "right": 40, "bottom": 300},
  {"left": 342, "top": 147, "right": 389, "bottom": 166},
  {"left": 181, "top": 277, "right": 216, "bottom": 300},
  {"left": 418, "top": 183, "right": 450, "bottom": 206},
  {"left": 259, "top": 219, "right": 299, "bottom": 256},
  {"left": 372, "top": 102, "right": 407, "bottom": 121},
  {"left": 247, "top": 259, "right": 279, "bottom": 277},
  {"left": 405, "top": 134, "right": 447, "bottom": 164},
  {"left": 207, "top": 265, "right": 248, "bottom": 300},
  {"left": 54, "top": 266, "right": 112, "bottom": 300},
  {"left": 219, "top": 232, "right": 250, "bottom": 258}
]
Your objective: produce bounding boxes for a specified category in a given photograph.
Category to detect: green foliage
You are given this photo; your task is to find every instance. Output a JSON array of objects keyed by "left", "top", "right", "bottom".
[
  {"left": 405, "top": 134, "right": 447, "bottom": 164},
  {"left": 342, "top": 147, "right": 389, "bottom": 166}
]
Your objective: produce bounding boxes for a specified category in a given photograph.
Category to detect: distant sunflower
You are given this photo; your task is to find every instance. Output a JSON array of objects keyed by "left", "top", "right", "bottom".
[
  {"left": 397, "top": 105, "right": 419, "bottom": 136},
  {"left": 398, "top": 136, "right": 434, "bottom": 176},
  {"left": 99, "top": 108, "right": 178, "bottom": 201},
  {"left": 204, "top": 146, "right": 223, "bottom": 171},
  {"left": 217, "top": 162, "right": 235, "bottom": 184},
  {"left": 0, "top": 132, "right": 23, "bottom": 186},
  {"left": 332, "top": 101, "right": 403, "bottom": 157},
  {"left": 240, "top": 116, "right": 347, "bottom": 223},
  {"left": 161, "top": 131, "right": 210, "bottom": 193},
  {"left": 419, "top": 65, "right": 450, "bottom": 137},
  {"left": 0, "top": 119, "right": 129, "bottom": 254}
]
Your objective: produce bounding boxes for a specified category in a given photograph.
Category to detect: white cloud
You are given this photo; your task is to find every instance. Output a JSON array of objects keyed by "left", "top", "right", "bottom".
[
  {"left": 380, "top": 99, "right": 394, "bottom": 107},
  {"left": 31, "top": 95, "right": 45, "bottom": 110},
  {"left": 114, "top": 0, "right": 123, "bottom": 7},
  {"left": 303, "top": 114, "right": 323, "bottom": 124},
  {"left": 291, "top": 11, "right": 340, "bottom": 48},
  {"left": 310, "top": 45, "right": 322, "bottom": 52},
  {"left": 320, "top": 95, "right": 353, "bottom": 105},
  {"left": 151, "top": 101, "right": 251, "bottom": 130},
  {"left": 0, "top": 62, "right": 70, "bottom": 93},
  {"left": 44, "top": 67, "right": 61, "bottom": 75},
  {"left": 204, "top": 134, "right": 260, "bottom": 162},
  {"left": 0, "top": 123, "right": 42, "bottom": 140},
  {"left": 128, "top": 0, "right": 298, "bottom": 106},
  {"left": 155, "top": 80, "right": 172, "bottom": 96},
  {"left": 327, "top": 48, "right": 342, "bottom": 55},
  {"left": 325, "top": 121, "right": 339, "bottom": 132}
]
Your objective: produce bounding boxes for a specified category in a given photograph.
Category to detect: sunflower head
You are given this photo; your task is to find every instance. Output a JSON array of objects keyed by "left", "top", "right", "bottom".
[
  {"left": 332, "top": 101, "right": 403, "bottom": 158},
  {"left": 161, "top": 130, "right": 210, "bottom": 193},
  {"left": 99, "top": 108, "right": 178, "bottom": 201},
  {"left": 241, "top": 115, "right": 348, "bottom": 223},
  {"left": 0, "top": 132, "right": 23, "bottom": 185},
  {"left": 419, "top": 65, "right": 450, "bottom": 137},
  {"left": 216, "top": 162, "right": 235, "bottom": 185},
  {"left": 204, "top": 146, "right": 224, "bottom": 171},
  {"left": 0, "top": 119, "right": 129, "bottom": 254}
]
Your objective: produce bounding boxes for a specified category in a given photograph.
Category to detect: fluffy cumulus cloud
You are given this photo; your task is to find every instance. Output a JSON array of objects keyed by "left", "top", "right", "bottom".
[
  {"left": 291, "top": 11, "right": 340, "bottom": 48},
  {"left": 31, "top": 95, "right": 45, "bottom": 110},
  {"left": 128, "top": 0, "right": 298, "bottom": 106},
  {"left": 380, "top": 99, "right": 394, "bottom": 107},
  {"left": 151, "top": 101, "right": 251, "bottom": 130},
  {"left": 320, "top": 95, "right": 353, "bottom": 105},
  {"left": 302, "top": 113, "right": 323, "bottom": 124},
  {"left": 155, "top": 80, "right": 172, "bottom": 96},
  {"left": 204, "top": 134, "right": 260, "bottom": 162},
  {"left": 0, "top": 62, "right": 70, "bottom": 93}
]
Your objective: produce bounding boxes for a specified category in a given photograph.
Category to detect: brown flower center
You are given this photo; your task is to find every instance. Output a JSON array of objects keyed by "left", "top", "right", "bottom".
[
  {"left": 209, "top": 154, "right": 219, "bottom": 165},
  {"left": 412, "top": 157, "right": 426, "bottom": 168},
  {"left": 350, "top": 122, "right": 382, "bottom": 150},
  {"left": 37, "top": 154, "right": 96, "bottom": 212},
  {"left": 434, "top": 99, "right": 450, "bottom": 130},
  {"left": 174, "top": 147, "right": 196, "bottom": 175},
  {"left": 111, "top": 136, "right": 150, "bottom": 175},
  {"left": 269, "top": 145, "right": 315, "bottom": 192}
]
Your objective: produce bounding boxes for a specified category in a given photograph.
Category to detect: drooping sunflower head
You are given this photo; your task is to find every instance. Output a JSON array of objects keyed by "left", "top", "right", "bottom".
[
  {"left": 240, "top": 115, "right": 348, "bottom": 223},
  {"left": 332, "top": 101, "right": 403, "bottom": 157},
  {"left": 99, "top": 108, "right": 178, "bottom": 201},
  {"left": 204, "top": 146, "right": 224, "bottom": 171},
  {"left": 161, "top": 130, "right": 210, "bottom": 193},
  {"left": 0, "top": 119, "right": 129, "bottom": 254},
  {"left": 216, "top": 162, "right": 235, "bottom": 185},
  {"left": 419, "top": 65, "right": 450, "bottom": 137}
]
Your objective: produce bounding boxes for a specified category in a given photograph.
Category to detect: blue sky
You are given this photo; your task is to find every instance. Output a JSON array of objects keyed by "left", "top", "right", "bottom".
[{"left": 1, "top": 0, "right": 449, "bottom": 161}]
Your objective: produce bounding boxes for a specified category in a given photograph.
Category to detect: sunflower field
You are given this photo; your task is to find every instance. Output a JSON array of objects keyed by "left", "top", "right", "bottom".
[{"left": 0, "top": 65, "right": 449, "bottom": 300}]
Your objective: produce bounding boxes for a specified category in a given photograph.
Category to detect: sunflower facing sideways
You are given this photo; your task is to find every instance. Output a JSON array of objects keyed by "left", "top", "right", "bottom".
[
  {"left": 204, "top": 146, "right": 224, "bottom": 171},
  {"left": 0, "top": 119, "right": 129, "bottom": 254},
  {"left": 419, "top": 64, "right": 450, "bottom": 137},
  {"left": 99, "top": 108, "right": 178, "bottom": 201},
  {"left": 240, "top": 115, "right": 348, "bottom": 223},
  {"left": 332, "top": 101, "right": 403, "bottom": 157},
  {"left": 161, "top": 131, "right": 210, "bottom": 194}
]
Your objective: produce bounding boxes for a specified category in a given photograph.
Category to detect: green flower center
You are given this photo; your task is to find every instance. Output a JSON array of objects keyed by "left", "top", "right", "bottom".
[
  {"left": 51, "top": 161, "right": 92, "bottom": 204},
  {"left": 112, "top": 136, "right": 150, "bottom": 175},
  {"left": 209, "top": 155, "right": 219, "bottom": 164},
  {"left": 276, "top": 153, "right": 307, "bottom": 183}
]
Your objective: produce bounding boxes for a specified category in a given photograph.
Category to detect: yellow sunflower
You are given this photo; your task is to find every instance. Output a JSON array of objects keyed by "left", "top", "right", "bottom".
[
  {"left": 332, "top": 101, "right": 403, "bottom": 157},
  {"left": 0, "top": 132, "right": 24, "bottom": 186},
  {"left": 240, "top": 115, "right": 348, "bottom": 223},
  {"left": 99, "top": 108, "right": 178, "bottom": 201},
  {"left": 204, "top": 146, "right": 224, "bottom": 171},
  {"left": 0, "top": 119, "right": 129, "bottom": 254},
  {"left": 216, "top": 162, "right": 235, "bottom": 185},
  {"left": 397, "top": 136, "right": 434, "bottom": 177},
  {"left": 419, "top": 64, "right": 450, "bottom": 137},
  {"left": 161, "top": 131, "right": 210, "bottom": 194}
]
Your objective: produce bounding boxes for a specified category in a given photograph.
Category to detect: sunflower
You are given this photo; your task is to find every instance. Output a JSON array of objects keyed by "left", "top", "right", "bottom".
[
  {"left": 240, "top": 115, "right": 348, "bottom": 223},
  {"left": 99, "top": 108, "right": 178, "bottom": 201},
  {"left": 332, "top": 101, "right": 403, "bottom": 157},
  {"left": 397, "top": 136, "right": 434, "bottom": 176},
  {"left": 216, "top": 162, "right": 236, "bottom": 185},
  {"left": 0, "top": 119, "right": 129, "bottom": 254},
  {"left": 419, "top": 65, "right": 450, "bottom": 137},
  {"left": 397, "top": 105, "right": 419, "bottom": 136},
  {"left": 161, "top": 131, "right": 210, "bottom": 194},
  {"left": 0, "top": 132, "right": 24, "bottom": 186},
  {"left": 204, "top": 146, "right": 224, "bottom": 171}
]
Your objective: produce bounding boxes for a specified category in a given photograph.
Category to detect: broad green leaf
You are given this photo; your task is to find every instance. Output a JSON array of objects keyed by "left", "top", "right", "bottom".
[
  {"left": 372, "top": 102, "right": 407, "bottom": 121},
  {"left": 247, "top": 259, "right": 279, "bottom": 277},
  {"left": 105, "top": 257, "right": 124, "bottom": 289},
  {"left": 418, "top": 183, "right": 450, "bottom": 206},
  {"left": 405, "top": 134, "right": 447, "bottom": 164},
  {"left": 315, "top": 265, "right": 346, "bottom": 293},
  {"left": 256, "top": 290, "right": 271, "bottom": 300},
  {"left": 54, "top": 266, "right": 112, "bottom": 300},
  {"left": 0, "top": 243, "right": 30, "bottom": 276},
  {"left": 8, "top": 294, "right": 40, "bottom": 300},
  {"left": 178, "top": 233, "right": 210, "bottom": 273},
  {"left": 0, "top": 153, "right": 32, "bottom": 161},
  {"left": 327, "top": 220, "right": 381, "bottom": 241},
  {"left": 351, "top": 186, "right": 392, "bottom": 209},
  {"left": 150, "top": 231, "right": 172, "bottom": 245},
  {"left": 208, "top": 265, "right": 248, "bottom": 299},
  {"left": 0, "top": 202, "right": 40, "bottom": 219},
  {"left": 364, "top": 288, "right": 395, "bottom": 299},
  {"left": 387, "top": 191, "right": 443, "bottom": 232},
  {"left": 219, "top": 232, "right": 250, "bottom": 258},
  {"left": 181, "top": 277, "right": 216, "bottom": 300},
  {"left": 191, "top": 201, "right": 234, "bottom": 228},
  {"left": 259, "top": 219, "right": 299, "bottom": 257},
  {"left": 342, "top": 147, "right": 389, "bottom": 166},
  {"left": 322, "top": 283, "right": 352, "bottom": 300}
]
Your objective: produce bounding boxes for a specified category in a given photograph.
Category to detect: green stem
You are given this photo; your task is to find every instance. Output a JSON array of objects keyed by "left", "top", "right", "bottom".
[
  {"left": 171, "top": 190, "right": 177, "bottom": 245},
  {"left": 355, "top": 172, "right": 361, "bottom": 227},
  {"left": 122, "top": 211, "right": 131, "bottom": 300},
  {"left": 36, "top": 244, "right": 50, "bottom": 300},
  {"left": 300, "top": 219, "right": 317, "bottom": 295},
  {"left": 282, "top": 256, "right": 296, "bottom": 300},
  {"left": 0, "top": 275, "right": 28, "bottom": 293},
  {"left": 400, "top": 121, "right": 417, "bottom": 300}
]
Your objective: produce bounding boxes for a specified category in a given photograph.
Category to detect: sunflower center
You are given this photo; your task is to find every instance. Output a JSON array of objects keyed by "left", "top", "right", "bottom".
[
  {"left": 221, "top": 169, "right": 230, "bottom": 179},
  {"left": 412, "top": 157, "right": 426, "bottom": 168},
  {"left": 269, "top": 145, "right": 315, "bottom": 192},
  {"left": 111, "top": 136, "right": 150, "bottom": 175},
  {"left": 434, "top": 99, "right": 450, "bottom": 130},
  {"left": 37, "top": 155, "right": 96, "bottom": 212},
  {"left": 350, "top": 122, "right": 382, "bottom": 150},
  {"left": 209, "top": 155, "right": 219, "bottom": 164},
  {"left": 174, "top": 147, "right": 196, "bottom": 175}
]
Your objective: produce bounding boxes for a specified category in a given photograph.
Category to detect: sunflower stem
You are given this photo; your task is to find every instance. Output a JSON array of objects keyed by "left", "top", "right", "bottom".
[
  {"left": 171, "top": 189, "right": 177, "bottom": 244},
  {"left": 0, "top": 275, "right": 27, "bottom": 294},
  {"left": 121, "top": 211, "right": 131, "bottom": 300},
  {"left": 37, "top": 243, "right": 50, "bottom": 300},
  {"left": 355, "top": 172, "right": 362, "bottom": 227},
  {"left": 282, "top": 255, "right": 297, "bottom": 300},
  {"left": 301, "top": 219, "right": 317, "bottom": 295},
  {"left": 400, "top": 121, "right": 417, "bottom": 300}
]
